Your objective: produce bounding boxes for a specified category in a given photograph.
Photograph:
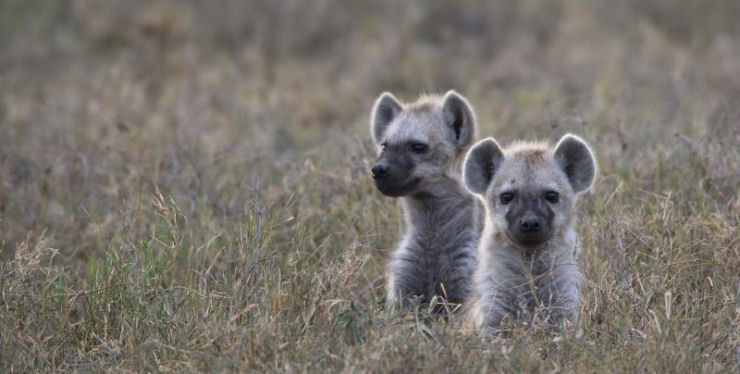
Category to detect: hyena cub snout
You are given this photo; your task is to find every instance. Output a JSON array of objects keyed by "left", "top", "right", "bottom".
[
  {"left": 463, "top": 134, "right": 596, "bottom": 330},
  {"left": 370, "top": 141, "right": 421, "bottom": 197}
]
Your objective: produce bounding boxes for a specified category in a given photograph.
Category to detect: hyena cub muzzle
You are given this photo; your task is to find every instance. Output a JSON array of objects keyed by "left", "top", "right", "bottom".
[
  {"left": 463, "top": 134, "right": 596, "bottom": 331},
  {"left": 502, "top": 187, "right": 556, "bottom": 248},
  {"left": 370, "top": 140, "right": 420, "bottom": 197},
  {"left": 369, "top": 91, "right": 482, "bottom": 310}
]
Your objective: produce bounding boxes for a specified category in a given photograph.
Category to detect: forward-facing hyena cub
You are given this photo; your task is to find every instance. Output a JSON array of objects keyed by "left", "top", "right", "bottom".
[
  {"left": 462, "top": 134, "right": 596, "bottom": 332},
  {"left": 370, "top": 91, "right": 482, "bottom": 310}
]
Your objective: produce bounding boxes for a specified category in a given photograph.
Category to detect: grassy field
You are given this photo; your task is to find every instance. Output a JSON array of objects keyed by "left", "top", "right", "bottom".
[{"left": 0, "top": 0, "right": 738, "bottom": 372}]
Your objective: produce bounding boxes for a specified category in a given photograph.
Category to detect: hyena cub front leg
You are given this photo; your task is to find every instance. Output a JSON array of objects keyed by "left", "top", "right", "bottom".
[
  {"left": 463, "top": 134, "right": 596, "bottom": 331},
  {"left": 369, "top": 91, "right": 482, "bottom": 311},
  {"left": 535, "top": 258, "right": 582, "bottom": 326}
]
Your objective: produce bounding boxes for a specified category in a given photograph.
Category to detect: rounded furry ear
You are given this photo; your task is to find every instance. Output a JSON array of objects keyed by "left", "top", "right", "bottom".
[
  {"left": 553, "top": 134, "right": 596, "bottom": 194},
  {"left": 442, "top": 90, "right": 477, "bottom": 149},
  {"left": 463, "top": 137, "right": 504, "bottom": 195},
  {"left": 370, "top": 92, "right": 402, "bottom": 144}
]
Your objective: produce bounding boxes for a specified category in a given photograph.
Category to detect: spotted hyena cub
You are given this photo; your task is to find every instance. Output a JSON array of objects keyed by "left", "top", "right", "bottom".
[
  {"left": 462, "top": 134, "right": 596, "bottom": 332},
  {"left": 370, "top": 91, "right": 482, "bottom": 310}
]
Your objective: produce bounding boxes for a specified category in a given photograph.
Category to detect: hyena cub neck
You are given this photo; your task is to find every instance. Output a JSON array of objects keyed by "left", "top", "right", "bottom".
[
  {"left": 370, "top": 91, "right": 482, "bottom": 309},
  {"left": 463, "top": 134, "right": 596, "bottom": 332}
]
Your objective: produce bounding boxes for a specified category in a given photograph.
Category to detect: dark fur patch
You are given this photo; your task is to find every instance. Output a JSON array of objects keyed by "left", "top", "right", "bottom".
[
  {"left": 504, "top": 192, "right": 555, "bottom": 248},
  {"left": 373, "top": 145, "right": 419, "bottom": 196}
]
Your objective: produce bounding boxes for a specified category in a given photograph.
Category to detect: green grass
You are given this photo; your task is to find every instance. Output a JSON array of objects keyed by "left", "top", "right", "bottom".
[{"left": 1, "top": 0, "right": 738, "bottom": 372}]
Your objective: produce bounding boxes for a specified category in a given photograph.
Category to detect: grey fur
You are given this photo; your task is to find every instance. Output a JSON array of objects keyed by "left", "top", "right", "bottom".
[
  {"left": 371, "top": 92, "right": 403, "bottom": 144},
  {"left": 370, "top": 91, "right": 482, "bottom": 309},
  {"left": 554, "top": 134, "right": 597, "bottom": 193},
  {"left": 463, "top": 137, "right": 504, "bottom": 195},
  {"left": 463, "top": 134, "right": 596, "bottom": 332},
  {"left": 442, "top": 91, "right": 476, "bottom": 149}
]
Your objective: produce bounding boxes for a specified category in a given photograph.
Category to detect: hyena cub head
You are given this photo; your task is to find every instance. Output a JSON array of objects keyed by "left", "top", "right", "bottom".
[
  {"left": 463, "top": 134, "right": 596, "bottom": 250},
  {"left": 369, "top": 91, "right": 476, "bottom": 197}
]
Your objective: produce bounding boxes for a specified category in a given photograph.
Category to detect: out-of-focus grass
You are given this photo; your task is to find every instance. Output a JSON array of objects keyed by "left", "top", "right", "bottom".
[{"left": 0, "top": 0, "right": 738, "bottom": 372}]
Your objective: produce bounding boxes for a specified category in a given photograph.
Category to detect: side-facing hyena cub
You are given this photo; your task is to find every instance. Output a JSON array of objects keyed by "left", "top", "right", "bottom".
[
  {"left": 462, "top": 134, "right": 596, "bottom": 332},
  {"left": 370, "top": 91, "right": 482, "bottom": 310}
]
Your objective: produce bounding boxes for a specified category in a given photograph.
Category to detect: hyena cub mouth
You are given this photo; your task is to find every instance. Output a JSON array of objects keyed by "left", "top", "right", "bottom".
[{"left": 372, "top": 176, "right": 421, "bottom": 197}]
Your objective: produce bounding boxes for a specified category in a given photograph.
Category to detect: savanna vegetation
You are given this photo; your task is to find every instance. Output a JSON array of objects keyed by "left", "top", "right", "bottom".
[{"left": 0, "top": 0, "right": 738, "bottom": 372}]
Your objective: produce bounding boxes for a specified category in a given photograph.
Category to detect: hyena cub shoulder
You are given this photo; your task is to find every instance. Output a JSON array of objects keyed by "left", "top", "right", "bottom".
[
  {"left": 370, "top": 91, "right": 482, "bottom": 309},
  {"left": 463, "top": 134, "right": 596, "bottom": 331}
]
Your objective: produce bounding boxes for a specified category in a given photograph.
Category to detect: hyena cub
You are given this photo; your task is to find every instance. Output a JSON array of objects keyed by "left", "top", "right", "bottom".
[
  {"left": 370, "top": 91, "right": 482, "bottom": 310},
  {"left": 462, "top": 134, "right": 596, "bottom": 332}
]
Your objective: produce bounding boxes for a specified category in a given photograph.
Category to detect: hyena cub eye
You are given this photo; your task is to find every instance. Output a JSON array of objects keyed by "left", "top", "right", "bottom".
[
  {"left": 500, "top": 191, "right": 515, "bottom": 204},
  {"left": 410, "top": 142, "right": 429, "bottom": 154},
  {"left": 544, "top": 191, "right": 559, "bottom": 203}
]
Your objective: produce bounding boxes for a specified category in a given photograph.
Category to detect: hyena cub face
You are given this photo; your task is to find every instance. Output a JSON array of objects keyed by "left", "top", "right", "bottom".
[
  {"left": 370, "top": 91, "right": 476, "bottom": 196},
  {"left": 464, "top": 135, "right": 596, "bottom": 250}
]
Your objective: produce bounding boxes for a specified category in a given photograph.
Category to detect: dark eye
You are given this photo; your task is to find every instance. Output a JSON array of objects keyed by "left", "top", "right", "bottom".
[
  {"left": 545, "top": 191, "right": 559, "bottom": 203},
  {"left": 410, "top": 143, "right": 428, "bottom": 154},
  {"left": 500, "top": 192, "right": 515, "bottom": 204},
  {"left": 380, "top": 142, "right": 387, "bottom": 150}
]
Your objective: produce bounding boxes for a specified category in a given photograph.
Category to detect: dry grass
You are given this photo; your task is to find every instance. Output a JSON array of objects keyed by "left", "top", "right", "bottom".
[{"left": 0, "top": 0, "right": 738, "bottom": 372}]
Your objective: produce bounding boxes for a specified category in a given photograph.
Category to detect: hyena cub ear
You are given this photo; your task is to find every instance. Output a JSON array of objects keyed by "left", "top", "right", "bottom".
[
  {"left": 442, "top": 91, "right": 477, "bottom": 149},
  {"left": 371, "top": 92, "right": 403, "bottom": 144},
  {"left": 463, "top": 137, "right": 505, "bottom": 194},
  {"left": 554, "top": 134, "right": 597, "bottom": 194}
]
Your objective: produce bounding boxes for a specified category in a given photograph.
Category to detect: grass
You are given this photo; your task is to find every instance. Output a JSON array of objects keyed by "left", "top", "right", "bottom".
[{"left": 0, "top": 0, "right": 738, "bottom": 372}]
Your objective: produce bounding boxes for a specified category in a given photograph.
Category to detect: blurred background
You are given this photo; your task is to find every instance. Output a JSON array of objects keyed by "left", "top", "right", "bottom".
[
  {"left": 2, "top": 0, "right": 738, "bottom": 256},
  {"left": 3, "top": 0, "right": 740, "bottom": 257}
]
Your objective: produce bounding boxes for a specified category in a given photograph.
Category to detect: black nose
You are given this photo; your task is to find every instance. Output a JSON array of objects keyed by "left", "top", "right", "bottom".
[
  {"left": 520, "top": 217, "right": 541, "bottom": 232},
  {"left": 371, "top": 163, "right": 390, "bottom": 179}
]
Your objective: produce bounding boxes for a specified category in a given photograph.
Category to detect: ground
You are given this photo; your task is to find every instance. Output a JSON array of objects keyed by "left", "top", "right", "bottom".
[{"left": 0, "top": 0, "right": 738, "bottom": 372}]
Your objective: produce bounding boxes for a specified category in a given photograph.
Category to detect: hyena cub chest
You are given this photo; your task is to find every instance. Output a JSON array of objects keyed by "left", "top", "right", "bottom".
[
  {"left": 389, "top": 197, "right": 480, "bottom": 305},
  {"left": 368, "top": 90, "right": 481, "bottom": 309},
  {"left": 483, "top": 246, "right": 580, "bottom": 324},
  {"left": 390, "top": 243, "right": 476, "bottom": 305}
]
